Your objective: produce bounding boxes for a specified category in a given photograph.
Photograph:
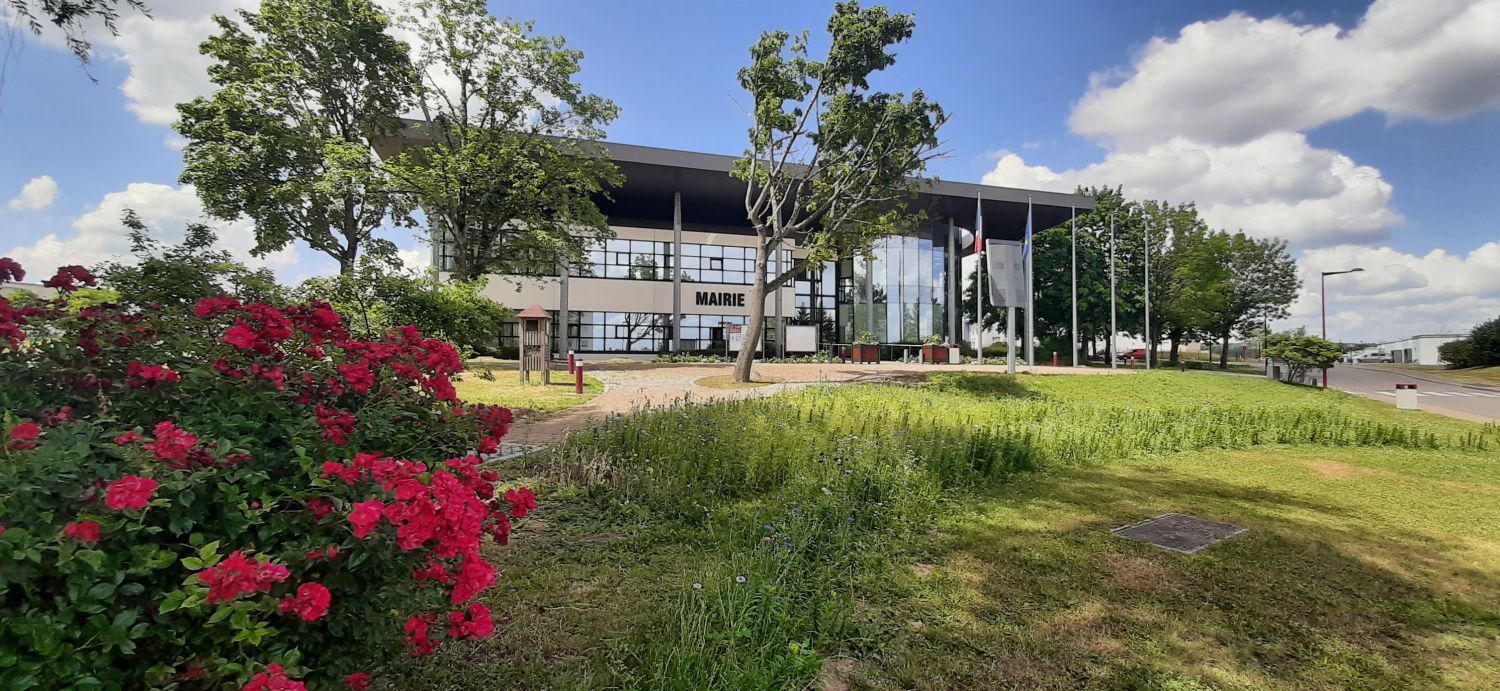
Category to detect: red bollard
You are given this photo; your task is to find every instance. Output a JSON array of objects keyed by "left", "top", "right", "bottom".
[
  {"left": 1179, "top": 360, "right": 1186, "bottom": 372},
  {"left": 1052, "top": 351, "right": 1058, "bottom": 367},
  {"left": 1129, "top": 357, "right": 1135, "bottom": 369},
  {"left": 567, "top": 350, "right": 576, "bottom": 374},
  {"left": 574, "top": 363, "right": 584, "bottom": 394}
]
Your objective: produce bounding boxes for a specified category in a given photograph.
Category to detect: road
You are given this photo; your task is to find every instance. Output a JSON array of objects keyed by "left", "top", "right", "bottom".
[{"left": 1329, "top": 364, "right": 1500, "bottom": 423}]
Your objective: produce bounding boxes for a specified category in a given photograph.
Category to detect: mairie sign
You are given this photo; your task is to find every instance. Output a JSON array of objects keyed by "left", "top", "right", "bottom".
[{"left": 694, "top": 291, "right": 747, "bottom": 307}]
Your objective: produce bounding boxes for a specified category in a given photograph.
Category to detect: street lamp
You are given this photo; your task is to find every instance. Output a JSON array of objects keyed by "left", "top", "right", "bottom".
[{"left": 1320, "top": 267, "right": 1364, "bottom": 388}]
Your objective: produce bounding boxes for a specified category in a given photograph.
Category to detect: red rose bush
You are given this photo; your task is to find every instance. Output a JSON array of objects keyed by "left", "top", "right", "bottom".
[{"left": 0, "top": 259, "right": 525, "bottom": 688}]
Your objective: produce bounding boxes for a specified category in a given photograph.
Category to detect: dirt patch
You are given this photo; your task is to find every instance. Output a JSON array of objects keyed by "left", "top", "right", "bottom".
[
  {"left": 816, "top": 658, "right": 858, "bottom": 691},
  {"left": 1102, "top": 554, "right": 1179, "bottom": 593},
  {"left": 1301, "top": 459, "right": 1394, "bottom": 480},
  {"left": 910, "top": 563, "right": 934, "bottom": 578}
]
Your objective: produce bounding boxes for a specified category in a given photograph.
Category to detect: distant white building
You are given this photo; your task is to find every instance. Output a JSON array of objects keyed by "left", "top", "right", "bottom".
[{"left": 1346, "top": 334, "right": 1466, "bottom": 366}]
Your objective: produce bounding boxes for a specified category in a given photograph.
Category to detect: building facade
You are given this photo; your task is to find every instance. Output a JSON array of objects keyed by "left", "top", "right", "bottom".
[
  {"left": 1346, "top": 334, "right": 1466, "bottom": 366},
  {"left": 385, "top": 131, "right": 1093, "bottom": 356}
]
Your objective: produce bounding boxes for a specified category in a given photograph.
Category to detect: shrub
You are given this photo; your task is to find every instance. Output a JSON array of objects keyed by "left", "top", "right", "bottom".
[
  {"left": 0, "top": 258, "right": 529, "bottom": 689},
  {"left": 1439, "top": 338, "right": 1476, "bottom": 369},
  {"left": 298, "top": 259, "right": 511, "bottom": 356},
  {"left": 1264, "top": 331, "right": 1342, "bottom": 384},
  {"left": 1469, "top": 315, "right": 1500, "bottom": 367},
  {"left": 95, "top": 211, "right": 287, "bottom": 308}
]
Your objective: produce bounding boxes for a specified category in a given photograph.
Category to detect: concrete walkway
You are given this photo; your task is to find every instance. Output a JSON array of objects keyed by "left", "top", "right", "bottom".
[{"left": 508, "top": 361, "right": 1128, "bottom": 444}]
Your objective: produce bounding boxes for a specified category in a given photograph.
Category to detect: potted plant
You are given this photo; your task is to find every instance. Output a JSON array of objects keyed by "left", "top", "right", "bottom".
[
  {"left": 848, "top": 331, "right": 881, "bottom": 364},
  {"left": 920, "top": 333, "right": 950, "bottom": 364}
]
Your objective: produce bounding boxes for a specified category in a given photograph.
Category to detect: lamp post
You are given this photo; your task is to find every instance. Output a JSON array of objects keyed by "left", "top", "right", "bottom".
[{"left": 1320, "top": 267, "right": 1364, "bottom": 388}]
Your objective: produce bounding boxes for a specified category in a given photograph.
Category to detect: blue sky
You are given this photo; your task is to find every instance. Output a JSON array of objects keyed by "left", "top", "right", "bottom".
[{"left": 2, "top": 0, "right": 1498, "bottom": 341}]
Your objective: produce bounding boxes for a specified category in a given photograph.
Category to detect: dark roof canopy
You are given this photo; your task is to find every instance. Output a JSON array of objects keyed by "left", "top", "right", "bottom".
[{"left": 377, "top": 122, "right": 1093, "bottom": 247}]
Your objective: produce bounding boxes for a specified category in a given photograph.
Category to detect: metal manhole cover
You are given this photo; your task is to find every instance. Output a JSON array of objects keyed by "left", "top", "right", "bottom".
[{"left": 1111, "top": 513, "right": 1246, "bottom": 554}]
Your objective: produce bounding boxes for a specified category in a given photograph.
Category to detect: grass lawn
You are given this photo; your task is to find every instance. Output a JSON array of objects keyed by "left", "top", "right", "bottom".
[
  {"left": 453, "top": 361, "right": 602, "bottom": 412},
  {"left": 400, "top": 372, "right": 1500, "bottom": 689}
]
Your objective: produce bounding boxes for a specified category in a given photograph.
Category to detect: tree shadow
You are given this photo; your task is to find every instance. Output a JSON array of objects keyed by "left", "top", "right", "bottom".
[
  {"left": 861, "top": 467, "right": 1500, "bottom": 690},
  {"left": 920, "top": 372, "right": 1044, "bottom": 400}
]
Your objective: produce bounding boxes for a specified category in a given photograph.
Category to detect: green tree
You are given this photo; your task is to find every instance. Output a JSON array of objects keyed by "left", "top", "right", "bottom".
[
  {"left": 176, "top": 0, "right": 416, "bottom": 274},
  {"left": 95, "top": 210, "right": 286, "bottom": 307},
  {"left": 296, "top": 258, "right": 509, "bottom": 354},
  {"left": 384, "top": 0, "right": 620, "bottom": 282},
  {"left": 1265, "top": 330, "right": 1341, "bottom": 384},
  {"left": 730, "top": 1, "right": 946, "bottom": 381},
  {"left": 1469, "top": 315, "right": 1500, "bottom": 366},
  {"left": 1204, "top": 233, "right": 1301, "bottom": 369},
  {"left": 4, "top": 0, "right": 148, "bottom": 66},
  {"left": 1438, "top": 338, "right": 1475, "bottom": 368}
]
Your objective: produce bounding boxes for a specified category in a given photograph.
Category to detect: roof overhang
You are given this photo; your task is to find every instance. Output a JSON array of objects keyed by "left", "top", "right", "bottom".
[{"left": 375, "top": 121, "right": 1094, "bottom": 246}]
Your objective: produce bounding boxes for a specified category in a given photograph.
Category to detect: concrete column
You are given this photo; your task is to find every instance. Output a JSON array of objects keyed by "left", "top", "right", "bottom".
[
  {"left": 774, "top": 239, "right": 784, "bottom": 357},
  {"left": 671, "top": 191, "right": 683, "bottom": 352},
  {"left": 864, "top": 255, "right": 875, "bottom": 338},
  {"left": 946, "top": 218, "right": 957, "bottom": 343},
  {"left": 557, "top": 259, "right": 570, "bottom": 358}
]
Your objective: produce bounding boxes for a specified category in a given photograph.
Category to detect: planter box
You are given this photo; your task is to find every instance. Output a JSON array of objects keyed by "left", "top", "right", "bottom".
[
  {"left": 921, "top": 344, "right": 950, "bottom": 364},
  {"left": 847, "top": 344, "right": 881, "bottom": 364}
]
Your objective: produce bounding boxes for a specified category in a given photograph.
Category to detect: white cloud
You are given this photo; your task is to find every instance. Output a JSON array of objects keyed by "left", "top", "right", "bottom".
[
  {"left": 105, "top": 1, "right": 256, "bottom": 126},
  {"left": 1070, "top": 0, "right": 1500, "bottom": 149},
  {"left": 397, "top": 247, "right": 429, "bottom": 273},
  {"left": 7, "top": 175, "right": 59, "bottom": 211},
  {"left": 4, "top": 182, "right": 299, "bottom": 278},
  {"left": 984, "top": 133, "right": 1401, "bottom": 247},
  {"left": 1285, "top": 243, "right": 1500, "bottom": 341}
]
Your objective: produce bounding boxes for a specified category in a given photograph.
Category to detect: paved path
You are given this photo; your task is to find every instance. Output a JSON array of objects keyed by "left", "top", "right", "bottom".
[
  {"left": 1330, "top": 364, "right": 1500, "bottom": 424},
  {"left": 507, "top": 361, "right": 1127, "bottom": 444}
]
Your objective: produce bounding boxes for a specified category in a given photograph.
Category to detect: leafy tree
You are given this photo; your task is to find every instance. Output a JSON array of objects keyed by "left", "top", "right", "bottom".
[
  {"left": 4, "top": 0, "right": 148, "bottom": 65},
  {"left": 1470, "top": 315, "right": 1500, "bottom": 367},
  {"left": 730, "top": 1, "right": 946, "bottom": 381},
  {"left": 1203, "top": 233, "right": 1300, "bottom": 369},
  {"left": 384, "top": 0, "right": 620, "bottom": 282},
  {"left": 960, "top": 264, "right": 1007, "bottom": 333},
  {"left": 95, "top": 210, "right": 285, "bottom": 307},
  {"left": 1265, "top": 330, "right": 1341, "bottom": 384},
  {"left": 296, "top": 258, "right": 510, "bottom": 355},
  {"left": 176, "top": 0, "right": 416, "bottom": 274},
  {"left": 1438, "top": 338, "right": 1475, "bottom": 368}
]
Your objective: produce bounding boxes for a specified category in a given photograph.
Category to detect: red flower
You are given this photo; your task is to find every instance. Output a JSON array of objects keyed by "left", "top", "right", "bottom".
[
  {"left": 505, "top": 487, "right": 537, "bottom": 519},
  {"left": 0, "top": 257, "right": 24, "bottom": 283},
  {"left": 213, "top": 358, "right": 247, "bottom": 380},
  {"left": 349, "top": 499, "right": 385, "bottom": 538},
  {"left": 64, "top": 520, "right": 101, "bottom": 542},
  {"left": 337, "top": 362, "right": 375, "bottom": 394},
  {"left": 306, "top": 497, "right": 333, "bottom": 521},
  {"left": 41, "top": 265, "right": 96, "bottom": 293},
  {"left": 104, "top": 475, "right": 158, "bottom": 510},
  {"left": 8, "top": 421, "right": 39, "bottom": 450},
  {"left": 404, "top": 614, "right": 440, "bottom": 657},
  {"left": 278, "top": 582, "right": 331, "bottom": 621},
  {"left": 0, "top": 525, "right": 6, "bottom": 537},
  {"left": 325, "top": 544, "right": 339, "bottom": 559},
  {"left": 242, "top": 663, "right": 305, "bottom": 691},
  {"left": 222, "top": 319, "right": 259, "bottom": 350},
  {"left": 344, "top": 672, "right": 371, "bottom": 691},
  {"left": 113, "top": 429, "right": 141, "bottom": 445},
  {"left": 196, "top": 551, "right": 291, "bottom": 603},
  {"left": 194, "top": 295, "right": 241, "bottom": 317},
  {"left": 446, "top": 602, "right": 494, "bottom": 639},
  {"left": 127, "top": 360, "right": 181, "bottom": 388},
  {"left": 141, "top": 421, "right": 207, "bottom": 468},
  {"left": 451, "top": 553, "right": 495, "bottom": 604},
  {"left": 39, "top": 406, "right": 74, "bottom": 427},
  {"left": 251, "top": 363, "right": 287, "bottom": 390}
]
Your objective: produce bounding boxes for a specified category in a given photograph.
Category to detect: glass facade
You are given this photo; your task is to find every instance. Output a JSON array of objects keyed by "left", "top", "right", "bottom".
[
  {"left": 838, "top": 228, "right": 948, "bottom": 344},
  {"left": 489, "top": 226, "right": 953, "bottom": 353}
]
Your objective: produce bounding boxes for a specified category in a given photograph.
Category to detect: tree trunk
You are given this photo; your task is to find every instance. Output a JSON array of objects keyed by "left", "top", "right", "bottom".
[
  {"left": 1168, "top": 330, "right": 1181, "bottom": 363},
  {"left": 732, "top": 244, "right": 770, "bottom": 382},
  {"left": 1219, "top": 332, "right": 1231, "bottom": 369}
]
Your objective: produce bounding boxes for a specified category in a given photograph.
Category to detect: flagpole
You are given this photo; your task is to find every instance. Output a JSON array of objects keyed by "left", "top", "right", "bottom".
[
  {"left": 1070, "top": 205, "right": 1078, "bottom": 368},
  {"left": 1110, "top": 209, "right": 1117, "bottom": 369},
  {"left": 1144, "top": 214, "right": 1152, "bottom": 371},
  {"left": 975, "top": 192, "right": 984, "bottom": 366},
  {"left": 1024, "top": 196, "right": 1035, "bottom": 368}
]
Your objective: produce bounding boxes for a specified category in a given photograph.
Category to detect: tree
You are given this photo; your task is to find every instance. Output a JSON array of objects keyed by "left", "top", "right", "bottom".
[
  {"left": 296, "top": 258, "right": 510, "bottom": 354},
  {"left": 385, "top": 0, "right": 620, "bottom": 282},
  {"left": 730, "top": 1, "right": 945, "bottom": 381},
  {"left": 1265, "top": 330, "right": 1341, "bottom": 384},
  {"left": 1439, "top": 338, "right": 1475, "bottom": 368},
  {"left": 4, "top": 0, "right": 148, "bottom": 65},
  {"left": 1470, "top": 315, "right": 1500, "bottom": 367},
  {"left": 176, "top": 0, "right": 416, "bottom": 274},
  {"left": 1203, "top": 233, "right": 1300, "bottom": 369},
  {"left": 95, "top": 210, "right": 286, "bottom": 307}
]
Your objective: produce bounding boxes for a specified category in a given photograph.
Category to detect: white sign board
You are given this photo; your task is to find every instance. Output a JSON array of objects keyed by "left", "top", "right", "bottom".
[
  {"left": 727, "top": 325, "right": 762, "bottom": 353},
  {"left": 785, "top": 325, "right": 818, "bottom": 353},
  {"left": 985, "top": 239, "right": 1027, "bottom": 308}
]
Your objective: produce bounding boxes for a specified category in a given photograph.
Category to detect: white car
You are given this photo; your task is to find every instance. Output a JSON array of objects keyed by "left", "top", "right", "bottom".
[{"left": 1354, "top": 352, "right": 1393, "bottom": 364}]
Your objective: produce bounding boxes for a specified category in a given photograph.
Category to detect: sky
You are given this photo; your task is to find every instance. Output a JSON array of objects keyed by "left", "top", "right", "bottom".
[{"left": 1, "top": 0, "right": 1498, "bottom": 343}]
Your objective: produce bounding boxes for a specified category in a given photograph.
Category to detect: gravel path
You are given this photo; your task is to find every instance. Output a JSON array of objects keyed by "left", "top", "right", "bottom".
[{"left": 507, "top": 361, "right": 1128, "bottom": 445}]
